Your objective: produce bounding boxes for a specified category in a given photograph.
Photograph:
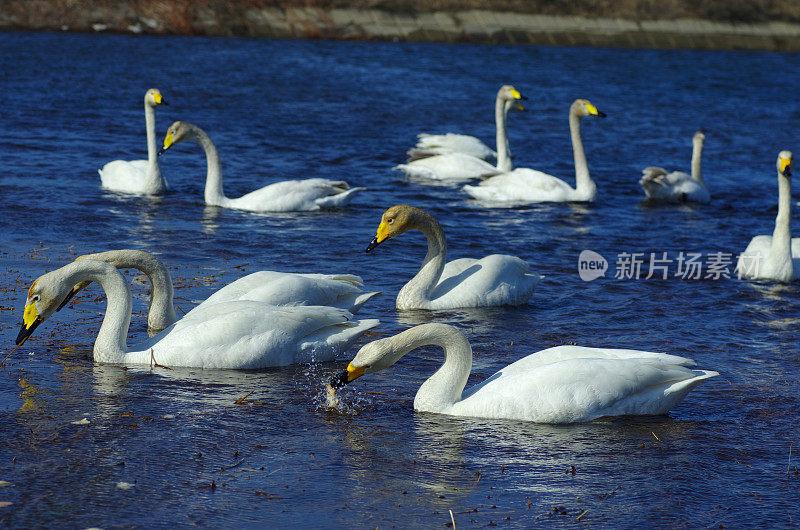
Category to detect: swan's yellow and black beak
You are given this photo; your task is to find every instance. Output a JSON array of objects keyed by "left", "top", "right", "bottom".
[
  {"left": 158, "top": 132, "right": 174, "bottom": 156},
  {"left": 366, "top": 221, "right": 391, "bottom": 253},
  {"left": 780, "top": 156, "right": 792, "bottom": 178},
  {"left": 16, "top": 303, "right": 42, "bottom": 346},
  {"left": 329, "top": 363, "right": 366, "bottom": 389},
  {"left": 586, "top": 103, "right": 606, "bottom": 118},
  {"left": 153, "top": 93, "right": 168, "bottom": 106},
  {"left": 510, "top": 88, "right": 527, "bottom": 111}
]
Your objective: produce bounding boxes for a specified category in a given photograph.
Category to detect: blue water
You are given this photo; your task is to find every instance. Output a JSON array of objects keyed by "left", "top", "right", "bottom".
[{"left": 1, "top": 30, "right": 799, "bottom": 527}]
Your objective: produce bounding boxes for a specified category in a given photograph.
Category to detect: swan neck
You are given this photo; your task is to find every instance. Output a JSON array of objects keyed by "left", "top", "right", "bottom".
[
  {"left": 143, "top": 102, "right": 163, "bottom": 193},
  {"left": 691, "top": 138, "right": 704, "bottom": 183},
  {"left": 570, "top": 110, "right": 595, "bottom": 199},
  {"left": 771, "top": 174, "right": 792, "bottom": 258},
  {"left": 495, "top": 97, "right": 512, "bottom": 172},
  {"left": 400, "top": 325, "right": 471, "bottom": 413},
  {"left": 398, "top": 212, "right": 447, "bottom": 308},
  {"left": 190, "top": 125, "right": 227, "bottom": 206},
  {"left": 61, "top": 262, "right": 132, "bottom": 363},
  {"left": 90, "top": 250, "right": 176, "bottom": 330}
]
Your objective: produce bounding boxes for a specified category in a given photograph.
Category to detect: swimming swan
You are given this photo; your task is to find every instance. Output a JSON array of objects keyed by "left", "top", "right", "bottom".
[
  {"left": 17, "top": 259, "right": 379, "bottom": 369},
  {"left": 640, "top": 131, "right": 710, "bottom": 203},
  {"left": 99, "top": 88, "right": 168, "bottom": 195},
  {"left": 462, "top": 99, "right": 605, "bottom": 204},
  {"left": 365, "top": 205, "right": 539, "bottom": 309},
  {"left": 159, "top": 121, "right": 364, "bottom": 212},
  {"left": 736, "top": 151, "right": 800, "bottom": 282},
  {"left": 59, "top": 249, "right": 380, "bottom": 332},
  {"left": 329, "top": 323, "right": 718, "bottom": 423},
  {"left": 395, "top": 86, "right": 526, "bottom": 182}
]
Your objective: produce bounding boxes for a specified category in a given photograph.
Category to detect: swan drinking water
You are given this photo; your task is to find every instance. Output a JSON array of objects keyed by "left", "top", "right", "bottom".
[
  {"left": 58, "top": 250, "right": 380, "bottom": 333},
  {"left": 640, "top": 131, "right": 710, "bottom": 203},
  {"left": 99, "top": 88, "right": 168, "bottom": 195},
  {"left": 159, "top": 121, "right": 364, "bottom": 212},
  {"left": 394, "top": 86, "right": 526, "bottom": 182},
  {"left": 462, "top": 99, "right": 605, "bottom": 204},
  {"left": 329, "top": 323, "right": 718, "bottom": 423},
  {"left": 365, "top": 205, "right": 539, "bottom": 309},
  {"left": 17, "top": 259, "right": 379, "bottom": 369},
  {"left": 736, "top": 151, "right": 799, "bottom": 282}
]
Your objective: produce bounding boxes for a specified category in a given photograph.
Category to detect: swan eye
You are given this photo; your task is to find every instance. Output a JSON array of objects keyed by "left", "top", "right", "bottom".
[
  {"left": 32, "top": 295, "right": 39, "bottom": 302},
  {"left": 387, "top": 218, "right": 394, "bottom": 225}
]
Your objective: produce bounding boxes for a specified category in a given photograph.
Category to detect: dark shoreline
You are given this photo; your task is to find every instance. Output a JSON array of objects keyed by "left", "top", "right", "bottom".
[{"left": 2, "top": 2, "right": 800, "bottom": 52}]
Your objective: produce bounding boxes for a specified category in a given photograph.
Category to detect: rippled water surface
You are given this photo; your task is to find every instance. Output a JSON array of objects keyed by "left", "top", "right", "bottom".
[{"left": 1, "top": 31, "right": 799, "bottom": 527}]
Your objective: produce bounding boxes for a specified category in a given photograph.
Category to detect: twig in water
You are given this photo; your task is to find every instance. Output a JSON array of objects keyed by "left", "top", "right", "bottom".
[
  {"left": 651, "top": 432, "right": 661, "bottom": 442},
  {"left": 149, "top": 349, "right": 171, "bottom": 370},
  {"left": 235, "top": 391, "right": 254, "bottom": 405},
  {"left": 789, "top": 445, "right": 793, "bottom": 479},
  {"left": 449, "top": 509, "right": 456, "bottom": 529},
  {"left": 0, "top": 342, "right": 24, "bottom": 367},
  {"left": 576, "top": 509, "right": 589, "bottom": 521},
  {"left": 175, "top": 304, "right": 186, "bottom": 316},
  {"left": 219, "top": 459, "right": 245, "bottom": 472}
]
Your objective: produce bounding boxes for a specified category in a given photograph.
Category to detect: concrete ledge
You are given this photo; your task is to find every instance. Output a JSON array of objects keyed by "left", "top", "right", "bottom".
[{"left": 2, "top": 6, "right": 800, "bottom": 51}]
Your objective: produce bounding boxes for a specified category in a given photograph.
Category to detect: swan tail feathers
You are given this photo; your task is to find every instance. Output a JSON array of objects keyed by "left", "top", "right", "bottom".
[
  {"left": 314, "top": 186, "right": 364, "bottom": 209},
  {"left": 349, "top": 291, "right": 382, "bottom": 313}
]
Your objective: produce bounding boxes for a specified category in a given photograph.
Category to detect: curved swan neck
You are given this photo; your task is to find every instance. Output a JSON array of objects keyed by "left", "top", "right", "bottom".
[
  {"left": 388, "top": 324, "right": 472, "bottom": 413},
  {"left": 60, "top": 261, "right": 132, "bottom": 363},
  {"left": 143, "top": 100, "right": 164, "bottom": 194},
  {"left": 186, "top": 124, "right": 227, "bottom": 206},
  {"left": 771, "top": 173, "right": 792, "bottom": 260},
  {"left": 81, "top": 250, "right": 176, "bottom": 330},
  {"left": 569, "top": 108, "right": 595, "bottom": 200},
  {"left": 397, "top": 210, "right": 447, "bottom": 308},
  {"left": 691, "top": 137, "right": 704, "bottom": 183},
  {"left": 495, "top": 97, "right": 512, "bottom": 172}
]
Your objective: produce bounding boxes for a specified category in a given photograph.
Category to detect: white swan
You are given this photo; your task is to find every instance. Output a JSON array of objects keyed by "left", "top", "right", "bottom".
[
  {"left": 365, "top": 205, "right": 539, "bottom": 309},
  {"left": 410, "top": 133, "right": 497, "bottom": 161},
  {"left": 159, "top": 121, "right": 364, "bottom": 212},
  {"left": 462, "top": 99, "right": 605, "bottom": 204},
  {"left": 59, "top": 249, "right": 380, "bottom": 332},
  {"left": 736, "top": 151, "right": 800, "bottom": 282},
  {"left": 329, "top": 323, "right": 718, "bottom": 424},
  {"left": 17, "top": 259, "right": 379, "bottom": 369},
  {"left": 99, "top": 88, "right": 168, "bottom": 195},
  {"left": 640, "top": 131, "right": 710, "bottom": 203},
  {"left": 394, "top": 86, "right": 526, "bottom": 182}
]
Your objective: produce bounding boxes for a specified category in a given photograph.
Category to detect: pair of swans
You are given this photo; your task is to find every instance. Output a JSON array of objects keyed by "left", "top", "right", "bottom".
[
  {"left": 18, "top": 252, "right": 379, "bottom": 369},
  {"left": 365, "top": 205, "right": 539, "bottom": 310},
  {"left": 640, "top": 131, "right": 710, "bottom": 203},
  {"left": 60, "top": 249, "right": 380, "bottom": 333},
  {"left": 395, "top": 85, "right": 526, "bottom": 182},
  {"left": 98, "top": 89, "right": 363, "bottom": 211},
  {"left": 99, "top": 88, "right": 168, "bottom": 195},
  {"left": 330, "top": 323, "right": 717, "bottom": 424},
  {"left": 462, "top": 99, "right": 605, "bottom": 204},
  {"left": 736, "top": 151, "right": 800, "bottom": 282}
]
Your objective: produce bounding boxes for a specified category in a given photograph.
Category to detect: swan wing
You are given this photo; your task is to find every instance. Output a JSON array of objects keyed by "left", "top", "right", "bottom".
[
  {"left": 428, "top": 254, "right": 539, "bottom": 308},
  {"left": 99, "top": 160, "right": 149, "bottom": 193},
  {"left": 227, "top": 178, "right": 360, "bottom": 212},
  {"left": 415, "top": 133, "right": 496, "bottom": 160},
  {"left": 463, "top": 168, "right": 576, "bottom": 204},
  {"left": 136, "top": 302, "right": 377, "bottom": 369},
  {"left": 455, "top": 356, "right": 717, "bottom": 423},
  {"left": 193, "top": 271, "right": 379, "bottom": 313},
  {"left": 395, "top": 153, "right": 501, "bottom": 182}
]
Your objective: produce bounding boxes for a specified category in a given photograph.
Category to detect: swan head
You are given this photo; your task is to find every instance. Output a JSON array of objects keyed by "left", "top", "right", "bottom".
[
  {"left": 572, "top": 99, "right": 606, "bottom": 119},
  {"left": 693, "top": 130, "right": 706, "bottom": 144},
  {"left": 365, "top": 204, "right": 434, "bottom": 252},
  {"left": 145, "top": 88, "right": 167, "bottom": 107},
  {"left": 16, "top": 271, "right": 74, "bottom": 346},
  {"left": 778, "top": 151, "right": 792, "bottom": 178},
  {"left": 159, "top": 121, "right": 191, "bottom": 156},
  {"left": 328, "top": 335, "right": 405, "bottom": 389},
  {"left": 498, "top": 85, "right": 527, "bottom": 112}
]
